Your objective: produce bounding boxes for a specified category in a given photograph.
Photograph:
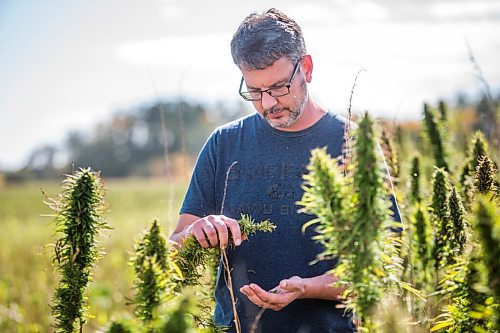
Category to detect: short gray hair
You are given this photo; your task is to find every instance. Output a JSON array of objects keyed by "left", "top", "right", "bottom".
[{"left": 230, "top": 8, "right": 307, "bottom": 70}]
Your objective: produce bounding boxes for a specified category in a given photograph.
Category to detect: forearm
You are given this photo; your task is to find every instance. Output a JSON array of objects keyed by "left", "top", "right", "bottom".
[
  {"left": 299, "top": 273, "right": 345, "bottom": 301},
  {"left": 168, "top": 213, "right": 199, "bottom": 249}
]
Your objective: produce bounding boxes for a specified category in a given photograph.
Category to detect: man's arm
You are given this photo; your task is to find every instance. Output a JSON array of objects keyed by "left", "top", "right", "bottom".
[
  {"left": 239, "top": 273, "right": 345, "bottom": 311},
  {"left": 169, "top": 213, "right": 242, "bottom": 249}
]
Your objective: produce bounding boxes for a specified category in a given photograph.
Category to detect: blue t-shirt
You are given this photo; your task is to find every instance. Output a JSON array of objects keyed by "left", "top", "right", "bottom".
[{"left": 180, "top": 111, "right": 399, "bottom": 333}]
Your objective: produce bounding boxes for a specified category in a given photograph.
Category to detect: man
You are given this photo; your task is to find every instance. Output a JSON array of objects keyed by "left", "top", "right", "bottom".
[{"left": 170, "top": 8, "right": 397, "bottom": 332}]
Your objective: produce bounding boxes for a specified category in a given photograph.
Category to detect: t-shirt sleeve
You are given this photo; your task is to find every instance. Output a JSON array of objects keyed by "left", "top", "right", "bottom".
[{"left": 179, "top": 129, "right": 219, "bottom": 217}]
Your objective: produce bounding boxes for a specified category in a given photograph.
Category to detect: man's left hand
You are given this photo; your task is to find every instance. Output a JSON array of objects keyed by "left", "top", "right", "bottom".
[{"left": 239, "top": 276, "right": 305, "bottom": 311}]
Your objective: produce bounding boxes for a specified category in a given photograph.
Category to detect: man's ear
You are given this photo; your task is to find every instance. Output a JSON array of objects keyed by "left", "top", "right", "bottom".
[{"left": 301, "top": 54, "right": 313, "bottom": 83}]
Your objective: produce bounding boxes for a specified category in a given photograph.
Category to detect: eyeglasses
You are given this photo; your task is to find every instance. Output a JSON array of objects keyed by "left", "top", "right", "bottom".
[{"left": 239, "top": 60, "right": 301, "bottom": 101}]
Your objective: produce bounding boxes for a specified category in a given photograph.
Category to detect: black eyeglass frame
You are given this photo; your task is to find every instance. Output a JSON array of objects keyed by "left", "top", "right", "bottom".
[{"left": 238, "top": 60, "right": 301, "bottom": 101}]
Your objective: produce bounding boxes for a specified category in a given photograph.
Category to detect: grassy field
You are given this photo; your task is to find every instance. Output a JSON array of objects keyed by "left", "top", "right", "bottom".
[{"left": 0, "top": 177, "right": 189, "bottom": 332}]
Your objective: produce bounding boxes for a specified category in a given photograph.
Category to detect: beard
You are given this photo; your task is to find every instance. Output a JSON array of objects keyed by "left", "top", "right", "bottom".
[{"left": 261, "top": 89, "right": 308, "bottom": 129}]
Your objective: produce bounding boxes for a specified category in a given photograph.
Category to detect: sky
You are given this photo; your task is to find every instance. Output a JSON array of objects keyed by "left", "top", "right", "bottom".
[{"left": 1, "top": 0, "right": 499, "bottom": 171}]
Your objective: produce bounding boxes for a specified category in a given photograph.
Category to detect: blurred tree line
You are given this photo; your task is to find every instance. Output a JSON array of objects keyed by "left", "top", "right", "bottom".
[
  {"left": 2, "top": 91, "right": 498, "bottom": 182},
  {"left": 4, "top": 99, "right": 249, "bottom": 181}
]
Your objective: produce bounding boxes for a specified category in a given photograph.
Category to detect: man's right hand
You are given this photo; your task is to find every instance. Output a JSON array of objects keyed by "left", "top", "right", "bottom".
[{"left": 182, "top": 215, "right": 242, "bottom": 249}]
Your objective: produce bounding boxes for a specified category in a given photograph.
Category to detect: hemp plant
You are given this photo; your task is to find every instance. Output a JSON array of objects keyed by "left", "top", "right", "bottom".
[
  {"left": 299, "top": 112, "right": 402, "bottom": 331},
  {"left": 474, "top": 155, "right": 498, "bottom": 197},
  {"left": 411, "top": 205, "right": 432, "bottom": 289},
  {"left": 105, "top": 320, "right": 134, "bottom": 333},
  {"left": 448, "top": 186, "right": 467, "bottom": 257},
  {"left": 410, "top": 155, "right": 422, "bottom": 204},
  {"left": 156, "top": 291, "right": 197, "bottom": 333},
  {"left": 47, "top": 167, "right": 109, "bottom": 333},
  {"left": 443, "top": 196, "right": 499, "bottom": 332},
  {"left": 405, "top": 154, "right": 424, "bottom": 307},
  {"left": 298, "top": 146, "right": 349, "bottom": 252},
  {"left": 431, "top": 187, "right": 470, "bottom": 332},
  {"left": 430, "top": 168, "right": 453, "bottom": 270},
  {"left": 167, "top": 214, "right": 274, "bottom": 331},
  {"left": 423, "top": 103, "right": 449, "bottom": 172},
  {"left": 130, "top": 219, "right": 171, "bottom": 324},
  {"left": 172, "top": 214, "right": 275, "bottom": 287},
  {"left": 470, "top": 132, "right": 489, "bottom": 172},
  {"left": 460, "top": 131, "right": 490, "bottom": 204},
  {"left": 435, "top": 254, "right": 483, "bottom": 333},
  {"left": 473, "top": 196, "right": 500, "bottom": 330},
  {"left": 436, "top": 176, "right": 498, "bottom": 332},
  {"left": 438, "top": 100, "right": 448, "bottom": 122},
  {"left": 350, "top": 113, "right": 401, "bottom": 328}
]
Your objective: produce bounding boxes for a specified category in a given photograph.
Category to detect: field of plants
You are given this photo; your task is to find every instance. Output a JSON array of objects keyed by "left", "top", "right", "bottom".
[
  {"left": 0, "top": 177, "right": 189, "bottom": 332},
  {"left": 0, "top": 102, "right": 498, "bottom": 333}
]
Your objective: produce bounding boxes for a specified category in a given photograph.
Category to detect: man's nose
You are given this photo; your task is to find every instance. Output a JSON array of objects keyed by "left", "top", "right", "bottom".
[{"left": 261, "top": 91, "right": 278, "bottom": 110}]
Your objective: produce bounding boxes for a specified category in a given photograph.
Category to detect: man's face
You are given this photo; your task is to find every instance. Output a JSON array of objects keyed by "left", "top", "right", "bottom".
[{"left": 240, "top": 57, "right": 308, "bottom": 130}]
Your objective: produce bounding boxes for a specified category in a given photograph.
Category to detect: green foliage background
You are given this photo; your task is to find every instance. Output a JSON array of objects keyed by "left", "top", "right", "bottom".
[
  {"left": 0, "top": 100, "right": 498, "bottom": 332},
  {"left": 0, "top": 177, "right": 188, "bottom": 332}
]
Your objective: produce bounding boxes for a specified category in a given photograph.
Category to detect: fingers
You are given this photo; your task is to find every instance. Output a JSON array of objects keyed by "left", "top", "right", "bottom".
[
  {"left": 187, "top": 215, "right": 241, "bottom": 249},
  {"left": 240, "top": 283, "right": 297, "bottom": 311},
  {"left": 249, "top": 284, "right": 273, "bottom": 303},
  {"left": 189, "top": 224, "right": 210, "bottom": 248},
  {"left": 211, "top": 216, "right": 229, "bottom": 248},
  {"left": 223, "top": 216, "right": 242, "bottom": 246},
  {"left": 241, "top": 284, "right": 280, "bottom": 310},
  {"left": 279, "top": 276, "right": 303, "bottom": 292},
  {"left": 240, "top": 285, "right": 269, "bottom": 309},
  {"left": 203, "top": 219, "right": 219, "bottom": 247}
]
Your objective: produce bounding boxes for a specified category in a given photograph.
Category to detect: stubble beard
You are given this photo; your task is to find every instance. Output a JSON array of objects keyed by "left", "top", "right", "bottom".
[{"left": 262, "top": 90, "right": 309, "bottom": 129}]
